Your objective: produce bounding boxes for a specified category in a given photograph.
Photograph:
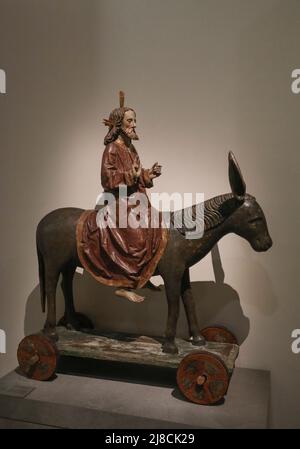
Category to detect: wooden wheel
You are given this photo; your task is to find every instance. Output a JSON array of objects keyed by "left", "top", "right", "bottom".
[
  {"left": 200, "top": 326, "right": 237, "bottom": 345},
  {"left": 176, "top": 351, "right": 229, "bottom": 405},
  {"left": 17, "top": 334, "right": 58, "bottom": 381}
]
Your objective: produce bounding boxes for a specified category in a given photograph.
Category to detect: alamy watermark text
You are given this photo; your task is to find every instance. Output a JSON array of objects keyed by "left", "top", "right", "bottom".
[
  {"left": 291, "top": 69, "right": 300, "bottom": 94},
  {"left": 0, "top": 69, "right": 6, "bottom": 94},
  {"left": 0, "top": 329, "right": 6, "bottom": 354}
]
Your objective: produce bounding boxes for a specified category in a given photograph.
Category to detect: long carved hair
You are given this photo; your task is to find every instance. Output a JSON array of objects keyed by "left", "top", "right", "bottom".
[{"left": 104, "top": 107, "right": 135, "bottom": 145}]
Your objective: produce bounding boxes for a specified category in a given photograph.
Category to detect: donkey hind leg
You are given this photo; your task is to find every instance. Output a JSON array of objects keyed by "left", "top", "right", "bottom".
[
  {"left": 59, "top": 265, "right": 94, "bottom": 330},
  {"left": 60, "top": 265, "right": 80, "bottom": 330},
  {"left": 43, "top": 265, "right": 60, "bottom": 341},
  {"left": 162, "top": 276, "right": 181, "bottom": 354},
  {"left": 181, "top": 269, "right": 205, "bottom": 346}
]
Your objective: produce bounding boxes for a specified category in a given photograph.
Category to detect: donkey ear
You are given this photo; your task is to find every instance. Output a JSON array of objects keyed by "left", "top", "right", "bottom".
[{"left": 228, "top": 151, "right": 246, "bottom": 199}]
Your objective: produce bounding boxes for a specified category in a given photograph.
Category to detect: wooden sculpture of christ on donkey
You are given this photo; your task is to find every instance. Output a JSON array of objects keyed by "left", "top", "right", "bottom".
[{"left": 77, "top": 92, "right": 168, "bottom": 303}]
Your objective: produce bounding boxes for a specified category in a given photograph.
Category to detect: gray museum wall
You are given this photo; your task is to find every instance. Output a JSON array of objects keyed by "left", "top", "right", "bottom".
[{"left": 0, "top": 0, "right": 299, "bottom": 428}]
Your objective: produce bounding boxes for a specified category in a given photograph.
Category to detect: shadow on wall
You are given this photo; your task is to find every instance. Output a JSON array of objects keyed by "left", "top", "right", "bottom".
[{"left": 24, "top": 244, "right": 250, "bottom": 345}]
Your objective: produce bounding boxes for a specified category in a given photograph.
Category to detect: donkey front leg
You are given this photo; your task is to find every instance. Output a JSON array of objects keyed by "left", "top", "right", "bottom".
[
  {"left": 181, "top": 269, "right": 205, "bottom": 346},
  {"left": 162, "top": 275, "right": 182, "bottom": 354}
]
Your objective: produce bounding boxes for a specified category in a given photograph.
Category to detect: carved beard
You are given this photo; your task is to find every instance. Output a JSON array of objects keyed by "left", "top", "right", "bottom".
[{"left": 121, "top": 127, "right": 139, "bottom": 141}]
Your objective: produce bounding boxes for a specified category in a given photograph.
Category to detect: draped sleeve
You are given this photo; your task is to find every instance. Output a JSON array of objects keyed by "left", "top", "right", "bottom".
[
  {"left": 101, "top": 143, "right": 136, "bottom": 190},
  {"left": 139, "top": 168, "right": 154, "bottom": 189}
]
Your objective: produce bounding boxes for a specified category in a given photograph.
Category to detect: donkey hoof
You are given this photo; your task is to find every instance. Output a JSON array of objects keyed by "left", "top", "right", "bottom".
[
  {"left": 58, "top": 315, "right": 81, "bottom": 331},
  {"left": 42, "top": 326, "right": 58, "bottom": 342},
  {"left": 162, "top": 341, "right": 179, "bottom": 354},
  {"left": 58, "top": 313, "right": 94, "bottom": 331},
  {"left": 189, "top": 335, "right": 206, "bottom": 347}
]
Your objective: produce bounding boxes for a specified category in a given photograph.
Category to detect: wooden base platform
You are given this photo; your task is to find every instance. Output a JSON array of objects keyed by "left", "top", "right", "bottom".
[
  {"left": 56, "top": 328, "right": 239, "bottom": 373},
  {"left": 17, "top": 327, "right": 240, "bottom": 405}
]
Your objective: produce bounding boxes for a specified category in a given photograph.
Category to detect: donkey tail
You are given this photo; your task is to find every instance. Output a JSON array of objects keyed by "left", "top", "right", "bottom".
[{"left": 37, "top": 245, "right": 46, "bottom": 313}]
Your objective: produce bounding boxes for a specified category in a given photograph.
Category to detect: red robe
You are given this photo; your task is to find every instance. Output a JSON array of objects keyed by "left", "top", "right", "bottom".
[{"left": 76, "top": 141, "right": 168, "bottom": 288}]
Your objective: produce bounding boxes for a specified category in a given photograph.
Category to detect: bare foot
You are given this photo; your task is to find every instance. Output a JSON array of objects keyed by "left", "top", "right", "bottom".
[{"left": 115, "top": 289, "right": 145, "bottom": 303}]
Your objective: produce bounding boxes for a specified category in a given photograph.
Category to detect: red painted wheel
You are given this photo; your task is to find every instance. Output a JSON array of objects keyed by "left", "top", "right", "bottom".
[
  {"left": 176, "top": 351, "right": 229, "bottom": 405},
  {"left": 17, "top": 334, "right": 58, "bottom": 381},
  {"left": 200, "top": 326, "right": 238, "bottom": 345}
]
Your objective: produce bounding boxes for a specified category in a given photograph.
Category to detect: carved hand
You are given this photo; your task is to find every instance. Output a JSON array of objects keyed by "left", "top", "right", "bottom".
[{"left": 149, "top": 162, "right": 162, "bottom": 179}]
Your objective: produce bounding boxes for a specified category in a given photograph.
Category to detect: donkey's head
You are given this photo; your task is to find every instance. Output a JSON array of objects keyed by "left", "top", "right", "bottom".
[{"left": 226, "top": 152, "right": 272, "bottom": 252}]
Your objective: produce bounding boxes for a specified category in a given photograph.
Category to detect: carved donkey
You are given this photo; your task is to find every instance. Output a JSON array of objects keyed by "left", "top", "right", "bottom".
[{"left": 36, "top": 152, "right": 272, "bottom": 354}]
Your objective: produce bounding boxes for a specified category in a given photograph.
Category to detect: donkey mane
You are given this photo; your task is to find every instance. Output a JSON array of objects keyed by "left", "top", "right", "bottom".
[{"left": 171, "top": 193, "right": 253, "bottom": 235}]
